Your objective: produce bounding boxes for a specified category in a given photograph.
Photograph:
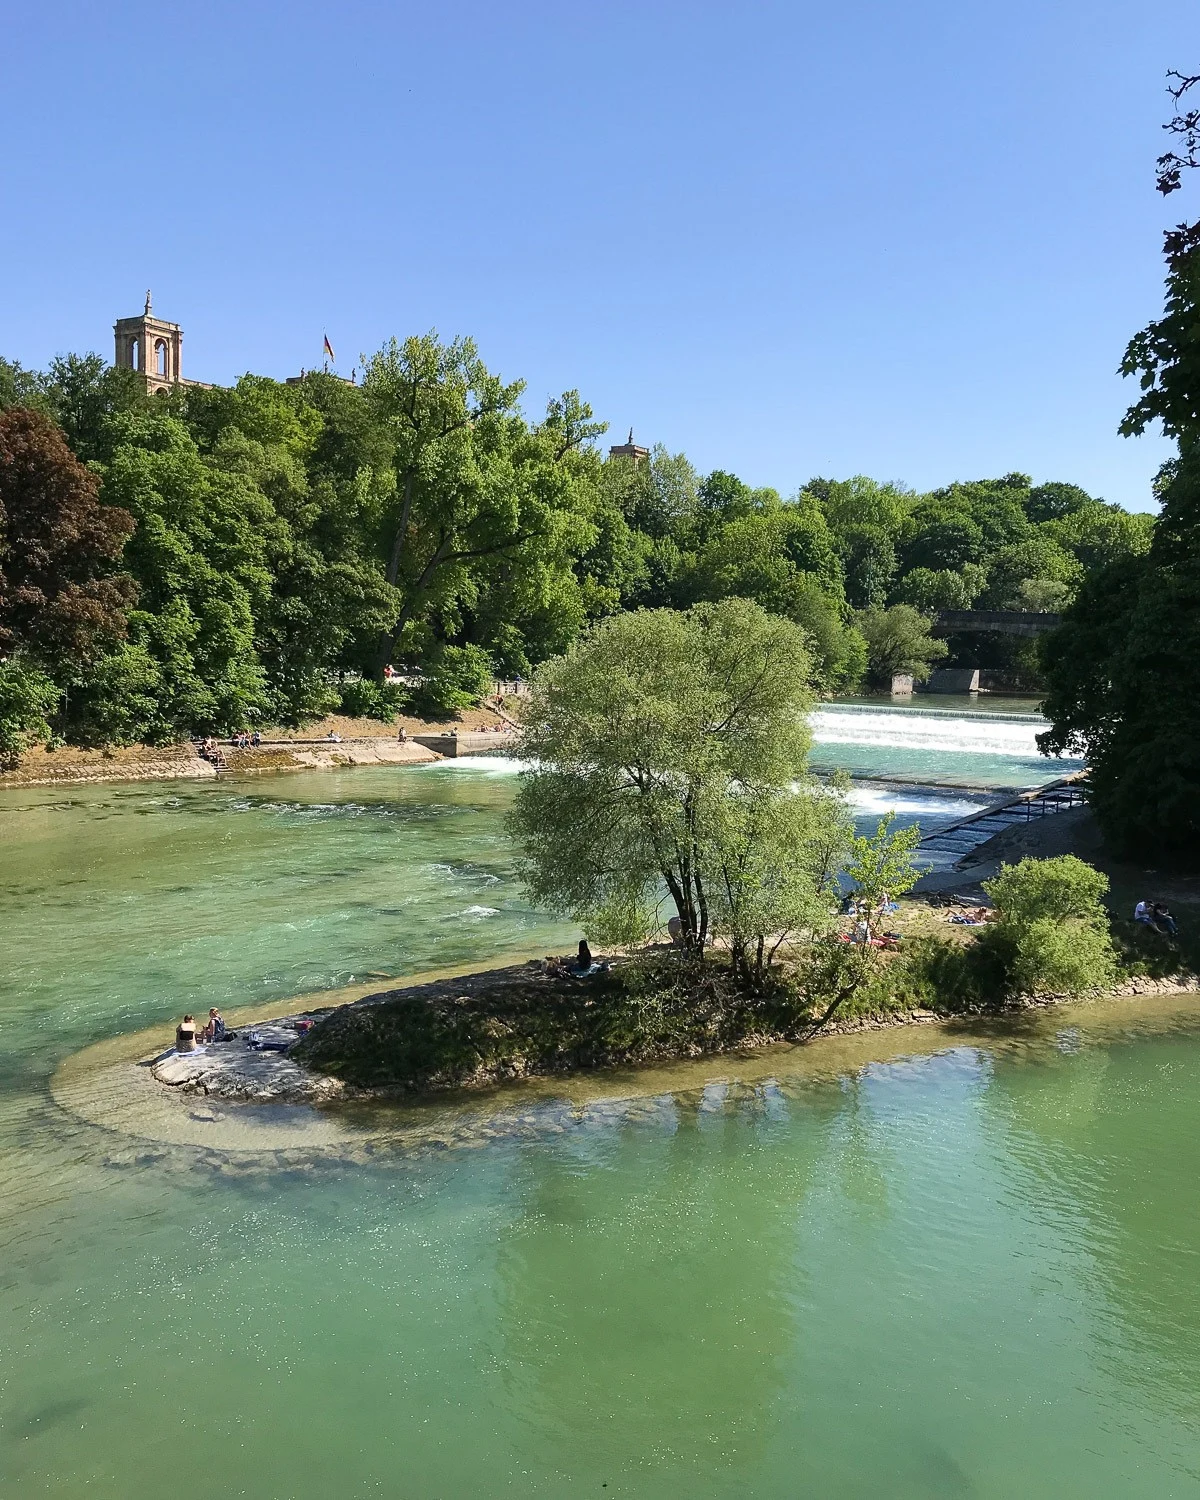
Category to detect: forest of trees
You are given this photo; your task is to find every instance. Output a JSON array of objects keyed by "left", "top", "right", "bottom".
[{"left": 0, "top": 332, "right": 1153, "bottom": 763}]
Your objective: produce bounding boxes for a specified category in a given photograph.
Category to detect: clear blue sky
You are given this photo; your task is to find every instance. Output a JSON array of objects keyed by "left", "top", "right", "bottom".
[{"left": 5, "top": 1, "right": 1198, "bottom": 509}]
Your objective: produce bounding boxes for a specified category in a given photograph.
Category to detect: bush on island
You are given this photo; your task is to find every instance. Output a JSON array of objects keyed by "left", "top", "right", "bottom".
[{"left": 908, "top": 855, "right": 1119, "bottom": 1010}]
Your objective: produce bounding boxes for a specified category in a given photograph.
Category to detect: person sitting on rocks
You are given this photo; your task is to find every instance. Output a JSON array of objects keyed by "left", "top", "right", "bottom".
[
  {"left": 202, "top": 1007, "right": 226, "bottom": 1043},
  {"left": 576, "top": 939, "right": 594, "bottom": 971},
  {"left": 1134, "top": 899, "right": 1155, "bottom": 929},
  {"left": 175, "top": 1014, "right": 199, "bottom": 1052}
]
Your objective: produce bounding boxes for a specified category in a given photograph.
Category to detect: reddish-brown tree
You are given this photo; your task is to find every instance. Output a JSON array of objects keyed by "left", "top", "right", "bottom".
[{"left": 0, "top": 407, "right": 136, "bottom": 661}]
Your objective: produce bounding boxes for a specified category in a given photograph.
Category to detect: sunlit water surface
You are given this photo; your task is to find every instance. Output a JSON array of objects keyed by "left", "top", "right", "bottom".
[{"left": 5, "top": 717, "right": 1193, "bottom": 1499}]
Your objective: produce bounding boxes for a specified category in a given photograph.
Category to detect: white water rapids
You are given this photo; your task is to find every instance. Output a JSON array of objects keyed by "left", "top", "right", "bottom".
[{"left": 809, "top": 705, "right": 1047, "bottom": 758}]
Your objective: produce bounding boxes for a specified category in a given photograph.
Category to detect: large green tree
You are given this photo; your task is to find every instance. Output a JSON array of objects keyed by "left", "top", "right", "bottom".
[
  {"left": 857, "top": 604, "right": 948, "bottom": 685},
  {"left": 360, "top": 335, "right": 606, "bottom": 676},
  {"left": 1041, "top": 73, "right": 1200, "bottom": 855},
  {"left": 508, "top": 600, "right": 833, "bottom": 960}
]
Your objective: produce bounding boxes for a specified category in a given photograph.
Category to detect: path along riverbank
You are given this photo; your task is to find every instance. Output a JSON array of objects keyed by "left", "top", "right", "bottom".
[{"left": 0, "top": 709, "right": 524, "bottom": 787}]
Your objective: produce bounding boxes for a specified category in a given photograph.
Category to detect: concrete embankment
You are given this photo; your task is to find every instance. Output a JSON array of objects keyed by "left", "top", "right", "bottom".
[{"left": 0, "top": 736, "right": 445, "bottom": 788}]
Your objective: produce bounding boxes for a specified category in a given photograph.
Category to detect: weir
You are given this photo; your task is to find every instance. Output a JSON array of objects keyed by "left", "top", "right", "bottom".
[{"left": 915, "top": 777, "right": 1086, "bottom": 864}]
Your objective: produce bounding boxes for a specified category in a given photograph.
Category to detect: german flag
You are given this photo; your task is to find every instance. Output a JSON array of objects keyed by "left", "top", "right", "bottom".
[{"left": 323, "top": 334, "right": 335, "bottom": 363}]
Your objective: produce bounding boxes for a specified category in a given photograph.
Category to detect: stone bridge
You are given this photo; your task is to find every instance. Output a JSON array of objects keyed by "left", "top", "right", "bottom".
[{"left": 933, "top": 610, "right": 1061, "bottom": 638}]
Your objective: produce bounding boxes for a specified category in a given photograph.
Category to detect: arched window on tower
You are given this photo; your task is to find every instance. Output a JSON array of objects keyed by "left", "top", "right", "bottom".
[
  {"left": 155, "top": 339, "right": 168, "bottom": 378},
  {"left": 130, "top": 338, "right": 140, "bottom": 372}
]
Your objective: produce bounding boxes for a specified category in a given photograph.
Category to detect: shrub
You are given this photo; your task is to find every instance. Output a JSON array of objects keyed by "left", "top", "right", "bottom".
[
  {"left": 980, "top": 855, "right": 1118, "bottom": 1000},
  {"left": 1003, "top": 916, "right": 1117, "bottom": 998},
  {"left": 982, "top": 854, "right": 1109, "bottom": 927},
  {"left": 338, "top": 677, "right": 408, "bottom": 721},
  {"left": 0, "top": 659, "right": 61, "bottom": 768},
  {"left": 409, "top": 644, "right": 493, "bottom": 719}
]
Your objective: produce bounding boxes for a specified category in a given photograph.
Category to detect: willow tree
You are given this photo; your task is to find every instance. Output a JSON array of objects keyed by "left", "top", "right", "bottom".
[{"left": 508, "top": 599, "right": 851, "bottom": 969}]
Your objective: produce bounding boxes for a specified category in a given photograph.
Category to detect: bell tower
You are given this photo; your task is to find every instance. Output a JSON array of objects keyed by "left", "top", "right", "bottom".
[{"left": 113, "top": 291, "right": 185, "bottom": 393}]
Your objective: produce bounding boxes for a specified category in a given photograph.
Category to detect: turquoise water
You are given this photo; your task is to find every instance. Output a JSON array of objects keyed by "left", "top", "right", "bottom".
[
  {"left": 6, "top": 718, "right": 1197, "bottom": 1498},
  {"left": 810, "top": 701, "right": 1082, "bottom": 788}
]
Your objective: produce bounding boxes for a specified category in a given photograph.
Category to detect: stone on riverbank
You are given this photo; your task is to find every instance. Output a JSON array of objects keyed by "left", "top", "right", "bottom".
[{"left": 150, "top": 1020, "right": 346, "bottom": 1104}]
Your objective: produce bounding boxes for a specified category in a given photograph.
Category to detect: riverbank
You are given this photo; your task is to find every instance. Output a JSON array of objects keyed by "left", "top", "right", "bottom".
[
  {"left": 0, "top": 707, "right": 516, "bottom": 787},
  {"left": 140, "top": 945, "right": 1199, "bottom": 1109}
]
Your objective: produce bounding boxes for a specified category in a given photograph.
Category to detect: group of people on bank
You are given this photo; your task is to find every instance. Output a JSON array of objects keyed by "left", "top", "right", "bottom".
[
  {"left": 198, "top": 732, "right": 261, "bottom": 760},
  {"left": 175, "top": 1009, "right": 227, "bottom": 1051},
  {"left": 1134, "top": 900, "right": 1178, "bottom": 936}
]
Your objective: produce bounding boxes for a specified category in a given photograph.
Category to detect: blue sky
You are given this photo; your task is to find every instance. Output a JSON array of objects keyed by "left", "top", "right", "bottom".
[{"left": 5, "top": 1, "right": 1198, "bottom": 510}]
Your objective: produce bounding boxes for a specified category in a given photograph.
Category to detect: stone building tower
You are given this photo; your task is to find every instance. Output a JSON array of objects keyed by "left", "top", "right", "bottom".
[
  {"left": 608, "top": 428, "right": 649, "bottom": 462},
  {"left": 113, "top": 291, "right": 186, "bottom": 393}
]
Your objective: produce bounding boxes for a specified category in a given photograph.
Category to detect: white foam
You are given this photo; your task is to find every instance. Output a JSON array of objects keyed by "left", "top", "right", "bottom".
[
  {"left": 845, "top": 787, "right": 986, "bottom": 819},
  {"left": 810, "top": 708, "right": 1047, "bottom": 758},
  {"left": 423, "top": 755, "right": 528, "bottom": 773},
  {"left": 456, "top": 905, "right": 501, "bottom": 919}
]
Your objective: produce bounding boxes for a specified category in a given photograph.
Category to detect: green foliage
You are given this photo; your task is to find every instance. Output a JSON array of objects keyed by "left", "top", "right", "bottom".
[
  {"left": 63, "top": 641, "right": 172, "bottom": 746},
  {"left": 708, "top": 780, "right": 854, "bottom": 989},
  {"left": 981, "top": 536, "right": 1080, "bottom": 611},
  {"left": 1000, "top": 917, "right": 1118, "bottom": 998},
  {"left": 844, "top": 812, "right": 922, "bottom": 935},
  {"left": 904, "top": 856, "right": 1119, "bottom": 1009},
  {"left": 893, "top": 564, "right": 986, "bottom": 612},
  {"left": 409, "top": 644, "right": 493, "bottom": 718},
  {"left": 857, "top": 604, "right": 949, "bottom": 683},
  {"left": 980, "top": 855, "right": 1118, "bottom": 998},
  {"left": 784, "top": 813, "right": 923, "bottom": 1031},
  {"left": 983, "top": 853, "right": 1110, "bottom": 926},
  {"left": 1040, "top": 457, "right": 1200, "bottom": 855},
  {"left": 1038, "top": 129, "right": 1200, "bottom": 855},
  {"left": 509, "top": 600, "right": 816, "bottom": 957},
  {"left": 1, "top": 326, "right": 1154, "bottom": 754},
  {"left": 0, "top": 659, "right": 61, "bottom": 768},
  {"left": 337, "top": 677, "right": 408, "bottom": 721}
]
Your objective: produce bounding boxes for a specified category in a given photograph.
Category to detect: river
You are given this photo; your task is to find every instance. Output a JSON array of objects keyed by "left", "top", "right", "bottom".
[{"left": 8, "top": 704, "right": 1200, "bottom": 1497}]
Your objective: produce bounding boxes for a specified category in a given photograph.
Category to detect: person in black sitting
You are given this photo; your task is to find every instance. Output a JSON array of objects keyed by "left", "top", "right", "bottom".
[
  {"left": 1152, "top": 901, "right": 1178, "bottom": 936},
  {"left": 576, "top": 939, "right": 593, "bottom": 971}
]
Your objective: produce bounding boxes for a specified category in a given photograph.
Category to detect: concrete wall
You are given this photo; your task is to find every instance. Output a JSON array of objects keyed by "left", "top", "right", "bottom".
[
  {"left": 926, "top": 667, "right": 981, "bottom": 693},
  {"left": 412, "top": 730, "right": 517, "bottom": 757}
]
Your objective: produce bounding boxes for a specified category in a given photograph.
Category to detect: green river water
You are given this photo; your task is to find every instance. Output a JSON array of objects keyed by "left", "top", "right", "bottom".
[{"left": 2, "top": 748, "right": 1199, "bottom": 1497}]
